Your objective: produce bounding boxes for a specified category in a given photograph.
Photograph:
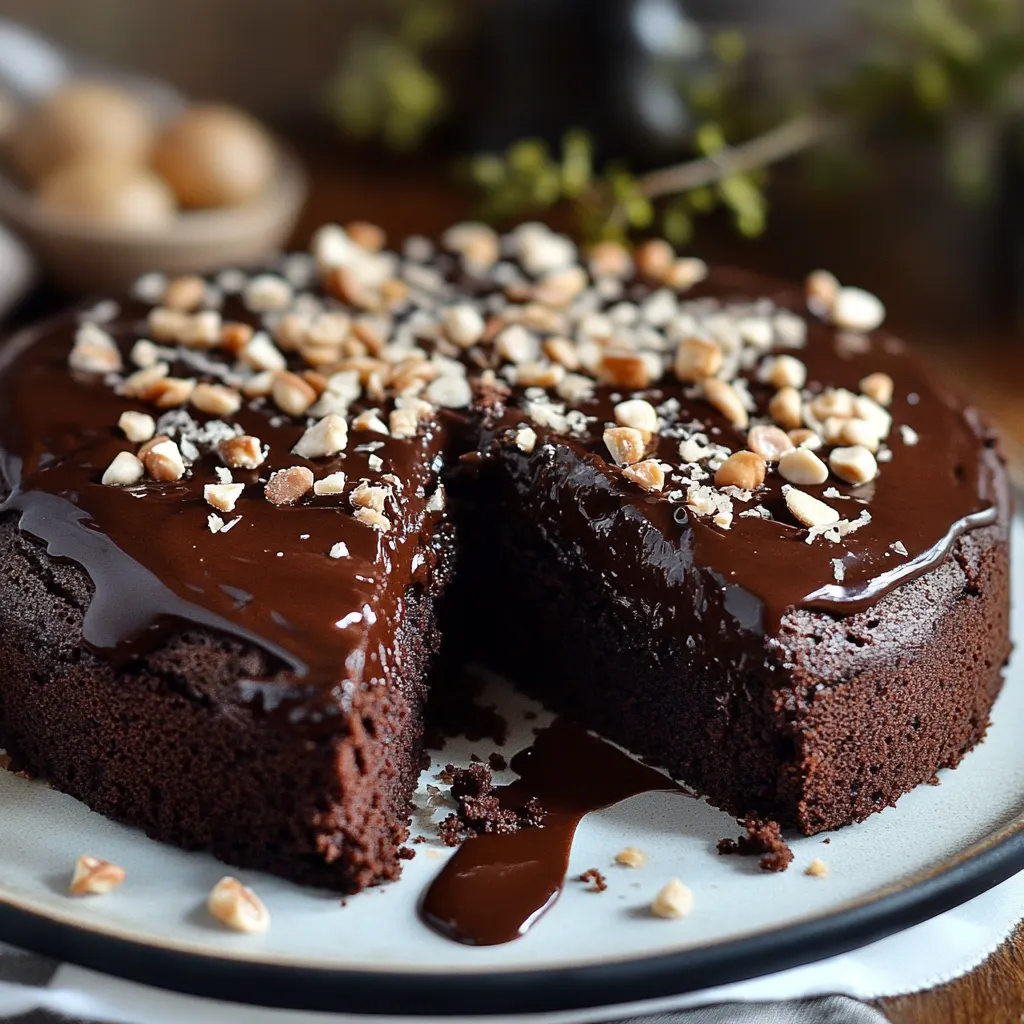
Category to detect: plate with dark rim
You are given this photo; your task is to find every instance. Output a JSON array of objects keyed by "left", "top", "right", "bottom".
[{"left": 0, "top": 521, "right": 1021, "bottom": 1020}]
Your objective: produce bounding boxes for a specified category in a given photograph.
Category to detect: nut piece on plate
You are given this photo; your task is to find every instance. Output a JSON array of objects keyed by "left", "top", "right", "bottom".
[
  {"left": 153, "top": 105, "right": 277, "bottom": 209},
  {"left": 651, "top": 878, "right": 694, "bottom": 919},
  {"left": 207, "top": 876, "right": 270, "bottom": 933},
  {"left": 614, "top": 846, "right": 647, "bottom": 869},
  {"left": 68, "top": 854, "right": 126, "bottom": 896},
  {"left": 805, "top": 859, "right": 829, "bottom": 878}
]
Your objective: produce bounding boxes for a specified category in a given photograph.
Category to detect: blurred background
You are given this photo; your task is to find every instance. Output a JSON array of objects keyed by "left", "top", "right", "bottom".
[{"left": 0, "top": 0, "right": 1022, "bottom": 462}]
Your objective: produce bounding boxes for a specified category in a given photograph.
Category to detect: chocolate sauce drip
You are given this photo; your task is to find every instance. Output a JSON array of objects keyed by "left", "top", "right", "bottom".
[{"left": 420, "top": 720, "right": 685, "bottom": 945}]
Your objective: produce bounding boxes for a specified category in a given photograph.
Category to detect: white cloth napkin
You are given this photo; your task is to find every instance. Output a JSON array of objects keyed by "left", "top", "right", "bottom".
[{"left": 1, "top": 868, "right": 1022, "bottom": 1024}]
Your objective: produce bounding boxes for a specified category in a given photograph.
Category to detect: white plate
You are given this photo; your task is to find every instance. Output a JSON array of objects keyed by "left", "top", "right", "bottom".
[{"left": 1, "top": 521, "right": 1022, "bottom": 1017}]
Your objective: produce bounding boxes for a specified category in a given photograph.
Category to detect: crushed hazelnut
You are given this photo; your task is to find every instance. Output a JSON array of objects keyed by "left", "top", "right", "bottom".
[
  {"left": 346, "top": 219, "right": 386, "bottom": 252},
  {"left": 809, "top": 388, "right": 856, "bottom": 421},
  {"left": 768, "top": 387, "right": 803, "bottom": 431},
  {"left": 69, "top": 855, "right": 126, "bottom": 896},
  {"left": 543, "top": 336, "right": 581, "bottom": 370},
  {"left": 588, "top": 240, "right": 632, "bottom": 278},
  {"left": 147, "top": 306, "right": 188, "bottom": 342},
  {"left": 805, "top": 269, "right": 840, "bottom": 317},
  {"left": 600, "top": 349, "right": 657, "bottom": 389},
  {"left": 241, "top": 371, "right": 275, "bottom": 398},
  {"left": 220, "top": 320, "right": 255, "bottom": 355},
  {"left": 714, "top": 451, "right": 766, "bottom": 490},
  {"left": 515, "top": 427, "right": 537, "bottom": 453},
  {"left": 650, "top": 878, "right": 694, "bottom": 919},
  {"left": 118, "top": 410, "right": 156, "bottom": 443},
  {"left": 352, "top": 409, "right": 390, "bottom": 435},
  {"left": 674, "top": 336, "right": 722, "bottom": 382},
  {"left": 778, "top": 447, "right": 829, "bottom": 486},
  {"left": 785, "top": 487, "right": 840, "bottom": 529},
  {"left": 901, "top": 424, "right": 919, "bottom": 446},
  {"left": 614, "top": 847, "right": 647, "bottom": 869},
  {"left": 191, "top": 383, "right": 242, "bottom": 417},
  {"left": 496, "top": 324, "right": 540, "bottom": 365},
  {"left": 788, "top": 428, "right": 823, "bottom": 450},
  {"left": 101, "top": 451, "right": 145, "bottom": 486},
  {"left": 69, "top": 322, "right": 123, "bottom": 374},
  {"left": 350, "top": 482, "right": 389, "bottom": 513},
  {"left": 603, "top": 426, "right": 647, "bottom": 466},
  {"left": 207, "top": 876, "right": 270, "bottom": 934},
  {"left": 129, "top": 339, "right": 161, "bottom": 368},
  {"left": 293, "top": 415, "right": 349, "bottom": 459},
  {"left": 663, "top": 257, "right": 708, "bottom": 291},
  {"left": 244, "top": 274, "right": 294, "bottom": 313},
  {"left": 614, "top": 398, "right": 658, "bottom": 434},
  {"left": 389, "top": 408, "right": 420, "bottom": 439},
  {"left": 149, "top": 376, "right": 197, "bottom": 409},
  {"left": 204, "top": 483, "right": 245, "bottom": 513},
  {"left": 353, "top": 506, "right": 392, "bottom": 532},
  {"left": 622, "top": 459, "right": 665, "bottom": 492},
  {"left": 313, "top": 472, "right": 347, "bottom": 495},
  {"left": 142, "top": 439, "right": 186, "bottom": 482},
  {"left": 831, "top": 286, "right": 885, "bottom": 332},
  {"left": 635, "top": 239, "right": 674, "bottom": 281},
  {"left": 805, "top": 859, "right": 829, "bottom": 878},
  {"left": 219, "top": 435, "right": 265, "bottom": 470},
  {"left": 703, "top": 378, "right": 749, "bottom": 429},
  {"left": 747, "top": 425, "right": 793, "bottom": 462},
  {"left": 241, "top": 332, "right": 287, "bottom": 372},
  {"left": 271, "top": 371, "right": 317, "bottom": 417},
  {"left": 534, "top": 265, "right": 587, "bottom": 307},
  {"left": 265, "top": 466, "right": 314, "bottom": 506},
  {"left": 442, "top": 304, "right": 486, "bottom": 348},
  {"left": 515, "top": 361, "right": 565, "bottom": 388},
  {"left": 425, "top": 374, "right": 472, "bottom": 409},
  {"left": 329, "top": 541, "right": 350, "bottom": 558},
  {"left": 161, "top": 275, "right": 206, "bottom": 312},
  {"left": 838, "top": 417, "right": 882, "bottom": 452},
  {"left": 829, "top": 445, "right": 878, "bottom": 485},
  {"left": 860, "top": 372, "right": 894, "bottom": 407},
  {"left": 763, "top": 354, "right": 807, "bottom": 390}
]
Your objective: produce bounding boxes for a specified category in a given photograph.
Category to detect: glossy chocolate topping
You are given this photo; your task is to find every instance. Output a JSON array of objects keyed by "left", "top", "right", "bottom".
[
  {"left": 0, "top": 242, "right": 1001, "bottom": 731},
  {"left": 420, "top": 719, "right": 686, "bottom": 945}
]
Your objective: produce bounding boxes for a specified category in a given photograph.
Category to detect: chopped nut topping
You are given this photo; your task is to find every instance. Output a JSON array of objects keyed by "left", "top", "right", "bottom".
[
  {"left": 805, "top": 269, "right": 839, "bottom": 317},
  {"left": 313, "top": 471, "right": 347, "bottom": 495},
  {"left": 901, "top": 424, "right": 919, "bottom": 446},
  {"left": 426, "top": 485, "right": 445, "bottom": 512},
  {"left": 389, "top": 408, "right": 420, "bottom": 439},
  {"left": 860, "top": 372, "right": 894, "bottom": 407},
  {"left": 622, "top": 459, "right": 665, "bottom": 492},
  {"left": 788, "top": 428, "right": 823, "bottom": 450},
  {"left": 442, "top": 221, "right": 500, "bottom": 271},
  {"left": 703, "top": 378, "right": 749, "bottom": 429},
  {"left": 220, "top": 320, "right": 254, "bottom": 355},
  {"left": 129, "top": 339, "right": 161, "bottom": 368},
  {"left": 147, "top": 306, "right": 188, "bottom": 342},
  {"left": 534, "top": 265, "right": 587, "bottom": 307},
  {"left": 191, "top": 383, "right": 242, "bottom": 418},
  {"left": 829, "top": 445, "right": 878, "bottom": 485},
  {"left": 515, "top": 427, "right": 537, "bottom": 453},
  {"left": 663, "top": 257, "right": 708, "bottom": 291},
  {"left": 635, "top": 239, "right": 674, "bottom": 281},
  {"left": 293, "top": 415, "right": 349, "bottom": 459},
  {"left": 805, "top": 859, "right": 829, "bottom": 878},
  {"left": 838, "top": 417, "right": 882, "bottom": 452},
  {"left": 208, "top": 876, "right": 270, "bottom": 934},
  {"left": 891, "top": 540, "right": 908, "bottom": 556},
  {"left": 614, "top": 846, "right": 647, "bottom": 869},
  {"left": 425, "top": 374, "right": 472, "bottom": 409},
  {"left": 588, "top": 240, "right": 632, "bottom": 278},
  {"left": 346, "top": 219, "right": 386, "bottom": 252},
  {"left": 714, "top": 451, "right": 766, "bottom": 490},
  {"left": 204, "top": 483, "right": 245, "bottom": 513},
  {"left": 768, "top": 386, "right": 803, "bottom": 431},
  {"left": 69, "top": 855, "right": 126, "bottom": 896},
  {"left": 353, "top": 409, "right": 390, "bottom": 435},
  {"left": 442, "top": 304, "right": 486, "bottom": 348},
  {"left": 118, "top": 410, "right": 156, "bottom": 443},
  {"left": 603, "top": 426, "right": 647, "bottom": 466},
  {"left": 674, "top": 336, "right": 722, "bottom": 382},
  {"left": 350, "top": 481, "right": 389, "bottom": 512},
  {"left": 219, "top": 435, "right": 265, "bottom": 469},
  {"left": 329, "top": 541, "right": 350, "bottom": 558},
  {"left": 515, "top": 361, "right": 565, "bottom": 388},
  {"left": 778, "top": 447, "right": 829, "bottom": 485},
  {"left": 496, "top": 324, "right": 540, "bottom": 365},
  {"left": 543, "top": 336, "right": 580, "bottom": 370},
  {"left": 809, "top": 388, "right": 856, "bottom": 422},
  {"left": 242, "top": 371, "right": 275, "bottom": 398},
  {"left": 747, "top": 425, "right": 793, "bottom": 462},
  {"left": 148, "top": 376, "right": 196, "bottom": 409},
  {"left": 854, "top": 395, "right": 893, "bottom": 440},
  {"left": 244, "top": 273, "right": 294, "bottom": 313},
  {"left": 162, "top": 275, "right": 206, "bottom": 312},
  {"left": 241, "top": 332, "right": 287, "bottom": 372},
  {"left": 69, "top": 322, "right": 123, "bottom": 374},
  {"left": 763, "top": 354, "right": 807, "bottom": 390},
  {"left": 101, "top": 451, "right": 145, "bottom": 486},
  {"left": 265, "top": 466, "right": 314, "bottom": 505},
  {"left": 831, "top": 286, "right": 885, "bottom": 332},
  {"left": 614, "top": 398, "right": 658, "bottom": 434},
  {"left": 208, "top": 513, "right": 225, "bottom": 533},
  {"left": 271, "top": 371, "right": 317, "bottom": 417},
  {"left": 353, "top": 506, "right": 392, "bottom": 532},
  {"left": 651, "top": 878, "right": 694, "bottom": 919},
  {"left": 600, "top": 349, "right": 656, "bottom": 389},
  {"left": 785, "top": 487, "right": 840, "bottom": 528},
  {"left": 142, "top": 438, "right": 186, "bottom": 482}
]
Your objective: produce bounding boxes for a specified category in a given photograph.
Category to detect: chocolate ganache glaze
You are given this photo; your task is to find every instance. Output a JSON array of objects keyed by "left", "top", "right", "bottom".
[{"left": 0, "top": 253, "right": 1000, "bottom": 729}]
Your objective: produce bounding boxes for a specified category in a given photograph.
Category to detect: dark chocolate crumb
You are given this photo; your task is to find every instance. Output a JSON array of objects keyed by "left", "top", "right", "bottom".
[
  {"left": 435, "top": 763, "right": 546, "bottom": 846},
  {"left": 412, "top": 834, "right": 427, "bottom": 844},
  {"left": 577, "top": 868, "right": 608, "bottom": 892},
  {"left": 822, "top": 837, "right": 831, "bottom": 844},
  {"left": 469, "top": 753, "right": 482, "bottom": 763},
  {"left": 928, "top": 774, "right": 941, "bottom": 786},
  {"left": 398, "top": 847, "right": 415, "bottom": 860},
  {"left": 417, "top": 749, "right": 432, "bottom": 772},
  {"left": 718, "top": 815, "right": 794, "bottom": 873},
  {"left": 488, "top": 752, "right": 508, "bottom": 772},
  {"left": 438, "top": 813, "right": 463, "bottom": 847},
  {"left": 523, "top": 711, "right": 537, "bottom": 721}
]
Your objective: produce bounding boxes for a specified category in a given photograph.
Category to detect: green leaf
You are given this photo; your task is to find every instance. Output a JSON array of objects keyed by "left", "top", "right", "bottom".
[
  {"left": 561, "top": 130, "right": 594, "bottom": 198},
  {"left": 711, "top": 30, "right": 748, "bottom": 67},
  {"left": 695, "top": 121, "right": 727, "bottom": 156}
]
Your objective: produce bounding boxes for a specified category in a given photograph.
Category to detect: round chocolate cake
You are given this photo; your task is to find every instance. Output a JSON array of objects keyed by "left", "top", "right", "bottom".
[{"left": 0, "top": 224, "right": 1010, "bottom": 892}]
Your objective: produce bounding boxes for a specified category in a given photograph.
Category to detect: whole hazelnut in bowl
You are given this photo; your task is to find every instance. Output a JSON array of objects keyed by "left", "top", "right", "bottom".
[{"left": 0, "top": 82, "right": 306, "bottom": 294}]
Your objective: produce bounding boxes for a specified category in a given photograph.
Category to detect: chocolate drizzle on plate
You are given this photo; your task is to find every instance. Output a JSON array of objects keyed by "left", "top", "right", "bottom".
[{"left": 420, "top": 719, "right": 686, "bottom": 946}]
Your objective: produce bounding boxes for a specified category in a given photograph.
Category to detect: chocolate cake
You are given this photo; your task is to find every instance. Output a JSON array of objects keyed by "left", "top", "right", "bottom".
[{"left": 0, "top": 223, "right": 1010, "bottom": 893}]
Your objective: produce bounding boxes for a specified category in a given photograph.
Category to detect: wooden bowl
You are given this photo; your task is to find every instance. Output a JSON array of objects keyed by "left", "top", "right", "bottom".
[{"left": 0, "top": 147, "right": 307, "bottom": 295}]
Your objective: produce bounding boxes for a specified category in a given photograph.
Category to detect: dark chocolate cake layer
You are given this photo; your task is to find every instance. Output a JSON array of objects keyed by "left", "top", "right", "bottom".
[{"left": 0, "top": 224, "right": 1010, "bottom": 890}]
